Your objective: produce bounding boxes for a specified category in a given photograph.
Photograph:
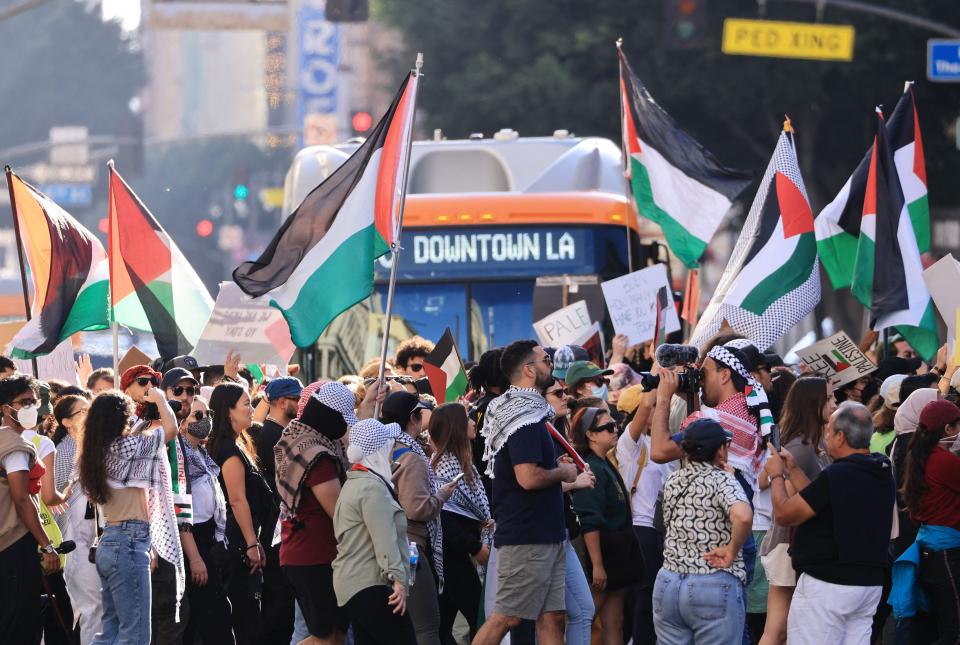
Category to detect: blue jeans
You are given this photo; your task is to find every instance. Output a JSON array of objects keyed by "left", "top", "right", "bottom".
[
  {"left": 92, "top": 520, "right": 152, "bottom": 645},
  {"left": 653, "top": 569, "right": 745, "bottom": 645},
  {"left": 564, "top": 538, "right": 595, "bottom": 645}
]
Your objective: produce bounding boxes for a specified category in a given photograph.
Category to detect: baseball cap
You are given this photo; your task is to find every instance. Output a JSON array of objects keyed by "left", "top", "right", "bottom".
[
  {"left": 875, "top": 356, "right": 922, "bottom": 382},
  {"left": 265, "top": 376, "right": 303, "bottom": 401},
  {"left": 36, "top": 381, "right": 52, "bottom": 417},
  {"left": 164, "top": 355, "right": 201, "bottom": 372},
  {"left": 161, "top": 367, "right": 199, "bottom": 392},
  {"left": 681, "top": 418, "right": 733, "bottom": 452},
  {"left": 380, "top": 391, "right": 427, "bottom": 427},
  {"left": 314, "top": 382, "right": 359, "bottom": 426},
  {"left": 564, "top": 361, "right": 614, "bottom": 387},
  {"left": 879, "top": 374, "right": 908, "bottom": 410},
  {"left": 552, "top": 346, "right": 576, "bottom": 380},
  {"left": 616, "top": 384, "right": 645, "bottom": 415},
  {"left": 919, "top": 399, "right": 960, "bottom": 432}
]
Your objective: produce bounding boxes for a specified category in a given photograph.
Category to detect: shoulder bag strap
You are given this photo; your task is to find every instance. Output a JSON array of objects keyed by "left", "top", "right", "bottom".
[{"left": 629, "top": 438, "right": 648, "bottom": 498}]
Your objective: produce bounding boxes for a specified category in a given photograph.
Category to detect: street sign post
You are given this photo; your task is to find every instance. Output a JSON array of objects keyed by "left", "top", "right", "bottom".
[
  {"left": 928, "top": 40, "right": 960, "bottom": 82},
  {"left": 722, "top": 18, "right": 855, "bottom": 62}
]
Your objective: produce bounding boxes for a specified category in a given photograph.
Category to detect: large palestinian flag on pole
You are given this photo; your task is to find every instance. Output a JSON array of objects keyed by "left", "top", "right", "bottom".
[
  {"left": 815, "top": 84, "right": 928, "bottom": 289},
  {"left": 851, "top": 111, "right": 938, "bottom": 360},
  {"left": 108, "top": 165, "right": 214, "bottom": 359},
  {"left": 7, "top": 170, "right": 109, "bottom": 358},
  {"left": 618, "top": 44, "right": 750, "bottom": 268},
  {"left": 234, "top": 70, "right": 419, "bottom": 347},
  {"left": 423, "top": 328, "right": 468, "bottom": 404},
  {"left": 690, "top": 123, "right": 820, "bottom": 351}
]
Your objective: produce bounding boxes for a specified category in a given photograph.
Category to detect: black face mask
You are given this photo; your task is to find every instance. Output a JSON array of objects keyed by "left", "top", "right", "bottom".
[
  {"left": 186, "top": 416, "right": 212, "bottom": 440},
  {"left": 300, "top": 397, "right": 348, "bottom": 440}
]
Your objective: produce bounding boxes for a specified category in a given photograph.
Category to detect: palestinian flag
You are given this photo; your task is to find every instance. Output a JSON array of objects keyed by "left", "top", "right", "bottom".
[
  {"left": 691, "top": 124, "right": 820, "bottom": 351},
  {"left": 853, "top": 111, "right": 938, "bottom": 360},
  {"left": 653, "top": 286, "right": 670, "bottom": 347},
  {"left": 815, "top": 84, "right": 928, "bottom": 289},
  {"left": 618, "top": 44, "right": 750, "bottom": 268},
  {"left": 423, "top": 328, "right": 467, "bottom": 404},
  {"left": 109, "top": 165, "right": 214, "bottom": 360},
  {"left": 7, "top": 170, "right": 109, "bottom": 358},
  {"left": 825, "top": 349, "right": 851, "bottom": 373},
  {"left": 234, "top": 71, "right": 419, "bottom": 347}
]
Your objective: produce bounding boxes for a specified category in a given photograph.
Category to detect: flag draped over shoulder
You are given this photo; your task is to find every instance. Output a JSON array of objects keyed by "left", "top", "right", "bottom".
[
  {"left": 690, "top": 126, "right": 820, "bottom": 351},
  {"left": 423, "top": 328, "right": 468, "bottom": 404},
  {"left": 853, "top": 112, "right": 938, "bottom": 360},
  {"left": 233, "top": 71, "right": 418, "bottom": 348},
  {"left": 109, "top": 165, "right": 214, "bottom": 360},
  {"left": 618, "top": 45, "right": 750, "bottom": 269},
  {"left": 815, "top": 85, "right": 929, "bottom": 289},
  {"left": 7, "top": 171, "right": 109, "bottom": 358}
]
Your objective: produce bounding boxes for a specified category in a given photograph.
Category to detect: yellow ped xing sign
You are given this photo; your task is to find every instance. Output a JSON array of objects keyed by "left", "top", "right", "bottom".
[{"left": 722, "top": 18, "right": 855, "bottom": 62}]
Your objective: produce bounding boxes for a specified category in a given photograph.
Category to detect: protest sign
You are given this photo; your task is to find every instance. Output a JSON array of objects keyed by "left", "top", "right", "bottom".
[
  {"left": 796, "top": 331, "right": 876, "bottom": 389},
  {"left": 601, "top": 264, "right": 680, "bottom": 345},
  {"left": 192, "top": 282, "right": 296, "bottom": 368},
  {"left": 12, "top": 339, "right": 77, "bottom": 384},
  {"left": 923, "top": 254, "right": 960, "bottom": 350},
  {"left": 118, "top": 345, "right": 152, "bottom": 375},
  {"left": 533, "top": 300, "right": 593, "bottom": 348}
]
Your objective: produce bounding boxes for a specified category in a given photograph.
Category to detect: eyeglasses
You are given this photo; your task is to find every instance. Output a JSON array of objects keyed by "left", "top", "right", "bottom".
[
  {"left": 68, "top": 407, "right": 89, "bottom": 418},
  {"left": 192, "top": 410, "right": 210, "bottom": 421},
  {"left": 171, "top": 386, "right": 198, "bottom": 397},
  {"left": 136, "top": 377, "right": 159, "bottom": 387},
  {"left": 525, "top": 356, "right": 553, "bottom": 367},
  {"left": 546, "top": 387, "right": 568, "bottom": 399},
  {"left": 591, "top": 422, "right": 618, "bottom": 434},
  {"left": 407, "top": 363, "right": 425, "bottom": 373}
]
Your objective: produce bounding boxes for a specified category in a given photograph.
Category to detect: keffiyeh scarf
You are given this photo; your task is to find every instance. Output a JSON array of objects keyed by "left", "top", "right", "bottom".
[
  {"left": 104, "top": 422, "right": 184, "bottom": 619},
  {"left": 481, "top": 387, "right": 553, "bottom": 479},
  {"left": 181, "top": 439, "right": 227, "bottom": 545},
  {"left": 394, "top": 430, "right": 445, "bottom": 591},
  {"left": 54, "top": 435, "right": 77, "bottom": 497},
  {"left": 434, "top": 451, "right": 493, "bottom": 550},
  {"left": 274, "top": 419, "right": 347, "bottom": 520},
  {"left": 709, "top": 344, "right": 775, "bottom": 439}
]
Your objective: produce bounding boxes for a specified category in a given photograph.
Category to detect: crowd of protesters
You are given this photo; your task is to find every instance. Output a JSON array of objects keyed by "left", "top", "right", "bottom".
[{"left": 1, "top": 327, "right": 960, "bottom": 645}]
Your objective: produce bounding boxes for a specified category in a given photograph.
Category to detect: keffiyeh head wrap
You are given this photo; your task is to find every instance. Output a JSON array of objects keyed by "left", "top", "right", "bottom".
[
  {"left": 480, "top": 386, "right": 553, "bottom": 478},
  {"left": 274, "top": 419, "right": 347, "bottom": 520},
  {"left": 708, "top": 343, "right": 775, "bottom": 439}
]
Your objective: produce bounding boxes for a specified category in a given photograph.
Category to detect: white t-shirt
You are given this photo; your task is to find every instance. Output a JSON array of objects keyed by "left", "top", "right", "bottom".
[
  {"left": 0, "top": 450, "right": 30, "bottom": 473},
  {"left": 616, "top": 431, "right": 675, "bottom": 528},
  {"left": 22, "top": 430, "right": 55, "bottom": 462}
]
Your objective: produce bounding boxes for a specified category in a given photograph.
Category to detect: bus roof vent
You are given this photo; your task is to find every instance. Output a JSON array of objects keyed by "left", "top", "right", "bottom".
[
  {"left": 410, "top": 149, "right": 511, "bottom": 193},
  {"left": 553, "top": 129, "right": 573, "bottom": 139},
  {"left": 468, "top": 132, "right": 484, "bottom": 140},
  {"left": 493, "top": 128, "right": 519, "bottom": 141}
]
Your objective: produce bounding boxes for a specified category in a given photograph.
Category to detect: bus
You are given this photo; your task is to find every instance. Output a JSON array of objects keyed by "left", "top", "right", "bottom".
[{"left": 283, "top": 129, "right": 662, "bottom": 377}]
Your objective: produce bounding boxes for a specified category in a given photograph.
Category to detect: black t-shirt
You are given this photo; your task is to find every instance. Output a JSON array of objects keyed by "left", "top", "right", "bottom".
[
  {"left": 491, "top": 420, "right": 565, "bottom": 547},
  {"left": 792, "top": 454, "right": 895, "bottom": 587},
  {"left": 255, "top": 418, "right": 285, "bottom": 497},
  {"left": 213, "top": 441, "right": 275, "bottom": 550}
]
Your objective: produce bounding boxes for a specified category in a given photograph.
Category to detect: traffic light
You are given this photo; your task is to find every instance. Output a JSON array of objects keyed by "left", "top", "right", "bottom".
[
  {"left": 234, "top": 183, "right": 249, "bottom": 201},
  {"left": 196, "top": 219, "right": 214, "bottom": 238},
  {"left": 351, "top": 110, "right": 373, "bottom": 135},
  {"left": 664, "top": 0, "right": 708, "bottom": 49}
]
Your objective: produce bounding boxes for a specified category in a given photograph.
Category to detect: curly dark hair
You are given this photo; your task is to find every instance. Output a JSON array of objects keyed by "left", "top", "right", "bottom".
[
  {"left": 79, "top": 391, "right": 134, "bottom": 505},
  {"left": 395, "top": 336, "right": 435, "bottom": 369},
  {"left": 0, "top": 373, "right": 37, "bottom": 407}
]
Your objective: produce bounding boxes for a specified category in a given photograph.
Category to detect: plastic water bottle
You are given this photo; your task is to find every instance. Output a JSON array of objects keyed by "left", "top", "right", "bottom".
[{"left": 408, "top": 541, "right": 419, "bottom": 587}]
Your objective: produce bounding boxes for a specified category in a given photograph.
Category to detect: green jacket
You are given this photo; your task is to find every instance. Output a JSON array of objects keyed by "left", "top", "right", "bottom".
[
  {"left": 332, "top": 469, "right": 409, "bottom": 605},
  {"left": 571, "top": 452, "right": 630, "bottom": 533}
]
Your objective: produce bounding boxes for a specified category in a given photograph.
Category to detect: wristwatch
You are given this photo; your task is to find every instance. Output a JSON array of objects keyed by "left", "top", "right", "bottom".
[{"left": 42, "top": 543, "right": 57, "bottom": 555}]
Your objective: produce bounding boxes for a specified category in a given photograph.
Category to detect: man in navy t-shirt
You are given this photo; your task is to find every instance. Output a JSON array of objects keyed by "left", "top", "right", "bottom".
[{"left": 474, "top": 340, "right": 578, "bottom": 645}]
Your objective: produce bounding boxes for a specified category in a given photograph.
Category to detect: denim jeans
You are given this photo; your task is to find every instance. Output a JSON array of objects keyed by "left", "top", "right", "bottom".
[
  {"left": 92, "top": 520, "right": 152, "bottom": 645},
  {"left": 653, "top": 568, "right": 745, "bottom": 645},
  {"left": 564, "top": 538, "right": 595, "bottom": 645}
]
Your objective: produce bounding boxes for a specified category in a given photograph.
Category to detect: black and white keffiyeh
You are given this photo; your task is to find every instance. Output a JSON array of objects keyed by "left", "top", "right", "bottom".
[
  {"left": 181, "top": 439, "right": 227, "bottom": 545},
  {"left": 434, "top": 451, "right": 491, "bottom": 525},
  {"left": 708, "top": 343, "right": 775, "bottom": 438},
  {"left": 349, "top": 419, "right": 403, "bottom": 457},
  {"left": 274, "top": 419, "right": 347, "bottom": 521},
  {"left": 480, "top": 387, "right": 553, "bottom": 478},
  {"left": 104, "top": 423, "right": 184, "bottom": 619},
  {"left": 394, "top": 430, "right": 445, "bottom": 590}
]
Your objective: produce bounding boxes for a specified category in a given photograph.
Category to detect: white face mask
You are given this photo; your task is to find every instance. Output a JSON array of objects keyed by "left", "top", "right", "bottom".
[{"left": 13, "top": 404, "right": 38, "bottom": 430}]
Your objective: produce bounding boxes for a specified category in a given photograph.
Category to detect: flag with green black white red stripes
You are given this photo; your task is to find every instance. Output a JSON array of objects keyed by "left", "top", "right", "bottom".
[
  {"left": 423, "top": 328, "right": 468, "bottom": 404},
  {"left": 654, "top": 286, "right": 670, "bottom": 347}
]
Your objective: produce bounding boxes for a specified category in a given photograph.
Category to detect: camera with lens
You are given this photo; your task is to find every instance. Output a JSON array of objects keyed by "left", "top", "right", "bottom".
[
  {"left": 639, "top": 368, "right": 703, "bottom": 395},
  {"left": 142, "top": 399, "right": 182, "bottom": 421}
]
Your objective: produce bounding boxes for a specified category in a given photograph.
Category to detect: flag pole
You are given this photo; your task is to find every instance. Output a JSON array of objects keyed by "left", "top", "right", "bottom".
[
  {"left": 106, "top": 160, "right": 119, "bottom": 377},
  {"left": 616, "top": 38, "right": 635, "bottom": 274},
  {"left": 375, "top": 54, "right": 423, "bottom": 419},
  {"left": 5, "top": 166, "right": 38, "bottom": 377}
]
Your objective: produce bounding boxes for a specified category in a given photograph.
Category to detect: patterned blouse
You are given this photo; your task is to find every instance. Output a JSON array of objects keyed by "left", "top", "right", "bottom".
[{"left": 661, "top": 460, "right": 749, "bottom": 583}]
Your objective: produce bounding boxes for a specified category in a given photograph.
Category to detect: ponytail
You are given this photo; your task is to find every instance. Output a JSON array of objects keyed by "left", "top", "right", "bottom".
[{"left": 899, "top": 422, "right": 943, "bottom": 515}]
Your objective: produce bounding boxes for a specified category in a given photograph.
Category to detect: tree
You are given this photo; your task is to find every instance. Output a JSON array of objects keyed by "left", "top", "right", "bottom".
[{"left": 0, "top": 0, "right": 145, "bottom": 149}]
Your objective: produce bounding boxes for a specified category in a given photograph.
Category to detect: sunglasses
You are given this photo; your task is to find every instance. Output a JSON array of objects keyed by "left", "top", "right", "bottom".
[
  {"left": 408, "top": 363, "right": 425, "bottom": 373},
  {"left": 171, "top": 386, "right": 198, "bottom": 397},
  {"left": 546, "top": 387, "right": 568, "bottom": 398},
  {"left": 137, "top": 377, "right": 160, "bottom": 387},
  {"left": 590, "top": 422, "right": 618, "bottom": 434},
  {"left": 192, "top": 410, "right": 211, "bottom": 422}
]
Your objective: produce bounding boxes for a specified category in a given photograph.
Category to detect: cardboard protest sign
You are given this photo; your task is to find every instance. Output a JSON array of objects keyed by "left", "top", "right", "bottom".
[
  {"left": 12, "top": 339, "right": 78, "bottom": 384},
  {"left": 796, "top": 331, "right": 876, "bottom": 389},
  {"left": 533, "top": 301, "right": 593, "bottom": 348},
  {"left": 923, "top": 254, "right": 960, "bottom": 351},
  {"left": 118, "top": 345, "right": 152, "bottom": 375},
  {"left": 192, "top": 282, "right": 296, "bottom": 369},
  {"left": 601, "top": 264, "right": 680, "bottom": 345}
]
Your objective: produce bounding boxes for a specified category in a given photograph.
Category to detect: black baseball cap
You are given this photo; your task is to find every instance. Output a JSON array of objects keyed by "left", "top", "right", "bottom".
[
  {"left": 380, "top": 391, "right": 428, "bottom": 427},
  {"left": 681, "top": 418, "right": 732, "bottom": 452},
  {"left": 161, "top": 367, "right": 199, "bottom": 392}
]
